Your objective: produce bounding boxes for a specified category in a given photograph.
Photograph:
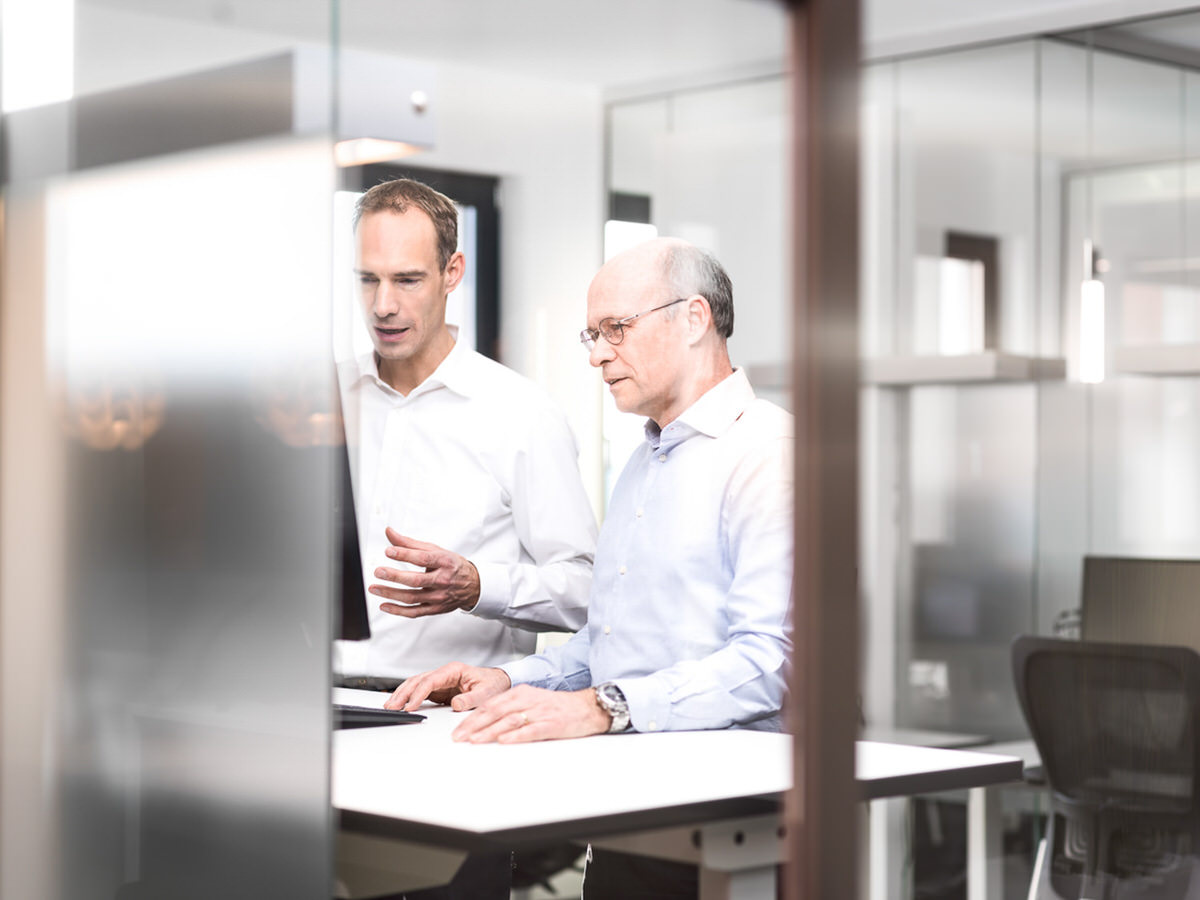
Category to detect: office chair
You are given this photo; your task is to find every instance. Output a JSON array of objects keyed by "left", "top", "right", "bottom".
[{"left": 1012, "top": 636, "right": 1200, "bottom": 899}]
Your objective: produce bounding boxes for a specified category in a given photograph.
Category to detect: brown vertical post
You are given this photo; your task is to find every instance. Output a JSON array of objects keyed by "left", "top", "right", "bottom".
[{"left": 783, "top": 0, "right": 861, "bottom": 899}]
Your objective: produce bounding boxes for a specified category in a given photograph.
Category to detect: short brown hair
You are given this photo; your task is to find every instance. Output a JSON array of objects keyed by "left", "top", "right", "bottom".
[{"left": 354, "top": 178, "right": 459, "bottom": 270}]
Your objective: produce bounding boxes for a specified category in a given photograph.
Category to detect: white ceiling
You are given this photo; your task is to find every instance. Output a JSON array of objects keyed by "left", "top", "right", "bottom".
[
  {"left": 865, "top": 0, "right": 1200, "bottom": 58},
  {"left": 78, "top": 0, "right": 1200, "bottom": 97},
  {"left": 83, "top": 0, "right": 790, "bottom": 93}
]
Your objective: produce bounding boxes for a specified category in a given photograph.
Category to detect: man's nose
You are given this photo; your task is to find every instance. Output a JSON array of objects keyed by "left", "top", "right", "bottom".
[
  {"left": 588, "top": 334, "right": 615, "bottom": 368},
  {"left": 373, "top": 282, "right": 401, "bottom": 318}
]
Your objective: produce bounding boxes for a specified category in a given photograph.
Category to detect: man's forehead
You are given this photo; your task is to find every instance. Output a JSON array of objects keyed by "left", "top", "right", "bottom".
[
  {"left": 588, "top": 266, "right": 661, "bottom": 318},
  {"left": 357, "top": 208, "right": 438, "bottom": 245},
  {"left": 355, "top": 209, "right": 438, "bottom": 263}
]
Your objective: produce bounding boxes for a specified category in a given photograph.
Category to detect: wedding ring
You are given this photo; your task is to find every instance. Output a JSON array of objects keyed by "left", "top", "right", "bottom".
[{"left": 519, "top": 712, "right": 529, "bottom": 726}]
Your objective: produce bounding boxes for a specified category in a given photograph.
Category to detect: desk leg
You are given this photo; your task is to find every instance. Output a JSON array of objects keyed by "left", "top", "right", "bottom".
[
  {"left": 699, "top": 865, "right": 776, "bottom": 900},
  {"left": 866, "top": 798, "right": 911, "bottom": 900},
  {"left": 967, "top": 786, "right": 1003, "bottom": 900}
]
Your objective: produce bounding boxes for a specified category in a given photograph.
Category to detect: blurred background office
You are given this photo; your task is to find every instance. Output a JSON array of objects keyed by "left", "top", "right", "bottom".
[{"left": 6, "top": 1, "right": 1200, "bottom": 898}]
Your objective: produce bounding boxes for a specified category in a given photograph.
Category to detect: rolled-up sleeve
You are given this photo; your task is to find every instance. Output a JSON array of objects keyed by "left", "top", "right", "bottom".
[{"left": 470, "top": 405, "right": 597, "bottom": 633}]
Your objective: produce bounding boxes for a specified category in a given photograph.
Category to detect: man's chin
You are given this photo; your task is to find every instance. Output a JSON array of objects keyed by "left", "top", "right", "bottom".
[
  {"left": 608, "top": 387, "right": 642, "bottom": 416},
  {"left": 373, "top": 343, "right": 413, "bottom": 361}
]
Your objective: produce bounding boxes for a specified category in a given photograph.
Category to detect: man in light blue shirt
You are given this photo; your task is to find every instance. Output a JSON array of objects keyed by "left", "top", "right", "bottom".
[{"left": 387, "top": 237, "right": 793, "bottom": 742}]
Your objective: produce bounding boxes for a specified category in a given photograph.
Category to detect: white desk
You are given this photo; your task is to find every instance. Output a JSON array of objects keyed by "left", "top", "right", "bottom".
[{"left": 332, "top": 689, "right": 1024, "bottom": 899}]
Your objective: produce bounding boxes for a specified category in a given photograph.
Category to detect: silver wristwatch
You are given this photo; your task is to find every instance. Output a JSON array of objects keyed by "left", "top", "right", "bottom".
[{"left": 594, "top": 682, "right": 631, "bottom": 733}]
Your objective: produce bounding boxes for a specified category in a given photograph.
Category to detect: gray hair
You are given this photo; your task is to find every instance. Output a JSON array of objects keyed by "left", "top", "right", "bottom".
[{"left": 662, "top": 243, "right": 734, "bottom": 339}]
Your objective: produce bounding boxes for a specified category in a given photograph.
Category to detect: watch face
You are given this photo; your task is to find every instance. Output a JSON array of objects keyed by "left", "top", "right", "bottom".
[
  {"left": 596, "top": 683, "right": 630, "bottom": 733},
  {"left": 598, "top": 683, "right": 625, "bottom": 709}
]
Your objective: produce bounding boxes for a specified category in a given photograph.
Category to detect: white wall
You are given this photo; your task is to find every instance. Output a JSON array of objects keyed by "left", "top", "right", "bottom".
[{"left": 401, "top": 62, "right": 606, "bottom": 512}]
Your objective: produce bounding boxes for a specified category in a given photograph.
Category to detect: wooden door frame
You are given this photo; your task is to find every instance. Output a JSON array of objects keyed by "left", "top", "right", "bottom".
[{"left": 783, "top": 1, "right": 862, "bottom": 898}]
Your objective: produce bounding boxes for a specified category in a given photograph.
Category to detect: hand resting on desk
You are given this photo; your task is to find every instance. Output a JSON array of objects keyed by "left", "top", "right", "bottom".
[
  {"left": 449, "top": 684, "right": 611, "bottom": 744},
  {"left": 384, "top": 661, "right": 511, "bottom": 712},
  {"left": 384, "top": 663, "right": 613, "bottom": 743}
]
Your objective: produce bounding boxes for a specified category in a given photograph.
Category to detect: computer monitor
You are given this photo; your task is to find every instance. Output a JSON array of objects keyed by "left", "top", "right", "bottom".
[
  {"left": 1081, "top": 555, "right": 1200, "bottom": 649},
  {"left": 337, "top": 441, "right": 370, "bottom": 641}
]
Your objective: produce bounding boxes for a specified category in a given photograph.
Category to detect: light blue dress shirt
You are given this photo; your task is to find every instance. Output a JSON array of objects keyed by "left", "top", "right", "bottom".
[{"left": 501, "top": 368, "right": 793, "bottom": 733}]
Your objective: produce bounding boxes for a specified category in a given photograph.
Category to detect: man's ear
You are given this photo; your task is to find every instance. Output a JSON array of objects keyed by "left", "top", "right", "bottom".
[
  {"left": 686, "top": 294, "right": 713, "bottom": 345},
  {"left": 444, "top": 251, "right": 466, "bottom": 293}
]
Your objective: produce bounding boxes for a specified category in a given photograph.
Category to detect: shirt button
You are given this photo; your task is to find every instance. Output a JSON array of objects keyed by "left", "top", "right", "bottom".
[
  {"left": 658, "top": 454, "right": 667, "bottom": 462},
  {"left": 618, "top": 565, "right": 627, "bottom": 575},
  {"left": 603, "top": 625, "right": 612, "bottom": 635},
  {"left": 635, "top": 509, "right": 643, "bottom": 518},
  {"left": 647, "top": 720, "right": 658, "bottom": 731},
  {"left": 373, "top": 502, "right": 384, "bottom": 515}
]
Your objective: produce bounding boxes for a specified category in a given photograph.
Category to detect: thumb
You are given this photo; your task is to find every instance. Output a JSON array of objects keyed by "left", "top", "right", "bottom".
[
  {"left": 385, "top": 528, "right": 436, "bottom": 551},
  {"left": 450, "top": 689, "right": 486, "bottom": 711}
]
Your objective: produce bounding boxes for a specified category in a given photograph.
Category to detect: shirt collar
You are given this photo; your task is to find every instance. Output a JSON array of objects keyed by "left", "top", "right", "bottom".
[
  {"left": 643, "top": 368, "right": 755, "bottom": 447},
  {"left": 344, "top": 326, "right": 474, "bottom": 400}
]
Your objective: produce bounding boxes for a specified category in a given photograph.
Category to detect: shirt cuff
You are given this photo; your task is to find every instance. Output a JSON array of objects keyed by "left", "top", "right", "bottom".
[
  {"left": 499, "top": 655, "right": 541, "bottom": 686},
  {"left": 468, "top": 561, "right": 512, "bottom": 619},
  {"left": 613, "top": 675, "right": 671, "bottom": 733}
]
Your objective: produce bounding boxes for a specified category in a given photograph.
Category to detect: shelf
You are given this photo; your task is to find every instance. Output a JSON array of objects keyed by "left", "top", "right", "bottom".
[
  {"left": 1112, "top": 343, "right": 1200, "bottom": 376},
  {"left": 862, "top": 351, "right": 1066, "bottom": 386}
]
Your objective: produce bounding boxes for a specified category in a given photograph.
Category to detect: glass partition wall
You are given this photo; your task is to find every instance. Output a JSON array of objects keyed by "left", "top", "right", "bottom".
[
  {"left": 860, "top": 16, "right": 1200, "bottom": 742},
  {"left": 849, "top": 14, "right": 1200, "bottom": 897},
  {"left": 4, "top": 3, "right": 809, "bottom": 899},
  {"left": 1, "top": 3, "right": 340, "bottom": 898}
]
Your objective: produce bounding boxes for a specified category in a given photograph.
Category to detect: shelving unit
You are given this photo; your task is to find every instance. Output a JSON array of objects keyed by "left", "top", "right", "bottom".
[
  {"left": 1112, "top": 343, "right": 1200, "bottom": 376},
  {"left": 861, "top": 351, "right": 1067, "bottom": 386}
]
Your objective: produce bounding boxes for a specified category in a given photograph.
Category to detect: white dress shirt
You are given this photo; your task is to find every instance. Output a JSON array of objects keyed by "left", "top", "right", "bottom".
[
  {"left": 501, "top": 368, "right": 793, "bottom": 732},
  {"left": 335, "top": 339, "right": 597, "bottom": 677}
]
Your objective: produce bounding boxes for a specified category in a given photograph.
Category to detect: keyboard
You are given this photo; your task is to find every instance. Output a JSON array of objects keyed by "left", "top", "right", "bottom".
[{"left": 334, "top": 704, "right": 426, "bottom": 729}]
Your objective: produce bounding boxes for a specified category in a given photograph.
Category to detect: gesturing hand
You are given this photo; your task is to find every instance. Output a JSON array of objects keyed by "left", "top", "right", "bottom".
[{"left": 371, "top": 527, "right": 482, "bottom": 617}]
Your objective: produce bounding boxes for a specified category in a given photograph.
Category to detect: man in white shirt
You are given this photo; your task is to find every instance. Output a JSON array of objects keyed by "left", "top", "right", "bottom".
[{"left": 335, "top": 177, "right": 597, "bottom": 685}]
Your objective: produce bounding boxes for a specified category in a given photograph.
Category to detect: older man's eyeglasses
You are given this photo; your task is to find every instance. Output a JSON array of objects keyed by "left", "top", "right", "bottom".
[{"left": 579, "top": 297, "right": 688, "bottom": 350}]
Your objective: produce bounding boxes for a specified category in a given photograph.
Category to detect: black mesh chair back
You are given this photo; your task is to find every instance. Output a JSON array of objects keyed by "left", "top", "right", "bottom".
[{"left": 1013, "top": 636, "right": 1200, "bottom": 899}]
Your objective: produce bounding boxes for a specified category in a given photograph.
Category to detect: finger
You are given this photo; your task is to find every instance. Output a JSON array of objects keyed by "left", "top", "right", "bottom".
[
  {"left": 372, "top": 566, "right": 434, "bottom": 588},
  {"left": 384, "top": 529, "right": 438, "bottom": 552},
  {"left": 451, "top": 710, "right": 523, "bottom": 748},
  {"left": 382, "top": 545, "right": 440, "bottom": 569},
  {"left": 371, "top": 585, "right": 422, "bottom": 605},
  {"left": 466, "top": 710, "right": 534, "bottom": 744},
  {"left": 371, "top": 583, "right": 442, "bottom": 604},
  {"left": 497, "top": 721, "right": 550, "bottom": 744},
  {"left": 451, "top": 702, "right": 509, "bottom": 741},
  {"left": 385, "top": 673, "right": 440, "bottom": 711},
  {"left": 450, "top": 687, "right": 491, "bottom": 711},
  {"left": 379, "top": 600, "right": 459, "bottom": 619},
  {"left": 384, "top": 679, "right": 426, "bottom": 710},
  {"left": 450, "top": 710, "right": 487, "bottom": 741},
  {"left": 453, "top": 690, "right": 528, "bottom": 742},
  {"left": 383, "top": 685, "right": 409, "bottom": 710}
]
